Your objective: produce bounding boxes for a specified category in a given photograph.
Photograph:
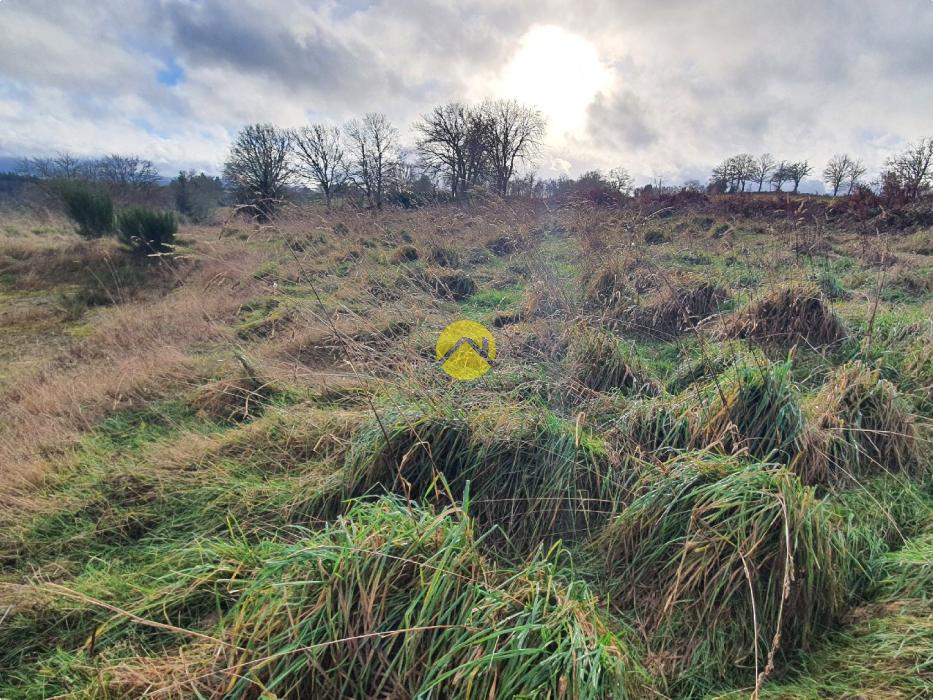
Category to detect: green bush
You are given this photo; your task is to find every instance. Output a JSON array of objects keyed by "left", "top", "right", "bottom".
[
  {"left": 116, "top": 207, "right": 178, "bottom": 259},
  {"left": 60, "top": 183, "right": 114, "bottom": 238}
]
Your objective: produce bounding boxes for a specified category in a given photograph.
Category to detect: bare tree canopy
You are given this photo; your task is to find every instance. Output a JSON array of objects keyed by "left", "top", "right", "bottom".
[
  {"left": 345, "top": 113, "right": 399, "bottom": 209},
  {"left": 481, "top": 99, "right": 546, "bottom": 197},
  {"left": 823, "top": 154, "right": 853, "bottom": 197},
  {"left": 223, "top": 123, "right": 293, "bottom": 221},
  {"left": 752, "top": 153, "right": 776, "bottom": 192},
  {"left": 293, "top": 124, "right": 347, "bottom": 206},
  {"left": 414, "top": 102, "right": 486, "bottom": 198},
  {"left": 711, "top": 153, "right": 756, "bottom": 193},
  {"left": 846, "top": 158, "right": 866, "bottom": 195},
  {"left": 884, "top": 136, "right": 933, "bottom": 201},
  {"left": 786, "top": 160, "right": 812, "bottom": 193}
]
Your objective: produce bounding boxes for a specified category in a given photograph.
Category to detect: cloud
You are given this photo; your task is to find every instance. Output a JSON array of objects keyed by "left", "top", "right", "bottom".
[{"left": 0, "top": 0, "right": 930, "bottom": 182}]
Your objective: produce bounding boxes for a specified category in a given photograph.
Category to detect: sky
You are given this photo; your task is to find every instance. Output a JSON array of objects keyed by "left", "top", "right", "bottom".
[{"left": 1, "top": 0, "right": 932, "bottom": 189}]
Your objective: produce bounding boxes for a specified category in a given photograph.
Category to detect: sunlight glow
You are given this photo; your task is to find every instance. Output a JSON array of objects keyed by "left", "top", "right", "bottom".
[{"left": 493, "top": 25, "right": 613, "bottom": 142}]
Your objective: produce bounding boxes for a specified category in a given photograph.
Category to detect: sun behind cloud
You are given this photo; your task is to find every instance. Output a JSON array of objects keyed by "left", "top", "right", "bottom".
[{"left": 489, "top": 25, "right": 613, "bottom": 144}]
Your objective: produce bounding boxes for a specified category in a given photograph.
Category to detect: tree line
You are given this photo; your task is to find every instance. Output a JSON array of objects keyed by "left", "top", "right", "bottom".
[
  {"left": 709, "top": 138, "right": 932, "bottom": 200},
  {"left": 222, "top": 99, "right": 547, "bottom": 219},
  {"left": 12, "top": 117, "right": 933, "bottom": 221}
]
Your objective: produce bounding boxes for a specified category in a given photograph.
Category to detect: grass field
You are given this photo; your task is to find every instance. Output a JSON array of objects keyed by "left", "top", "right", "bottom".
[{"left": 1, "top": 196, "right": 931, "bottom": 698}]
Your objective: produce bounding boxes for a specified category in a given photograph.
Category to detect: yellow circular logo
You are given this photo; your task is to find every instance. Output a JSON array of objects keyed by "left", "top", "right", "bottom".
[{"left": 436, "top": 320, "right": 496, "bottom": 380}]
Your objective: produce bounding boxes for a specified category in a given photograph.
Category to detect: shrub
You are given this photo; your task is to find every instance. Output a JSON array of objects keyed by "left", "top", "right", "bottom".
[
  {"left": 116, "top": 207, "right": 178, "bottom": 259},
  {"left": 60, "top": 182, "right": 113, "bottom": 238}
]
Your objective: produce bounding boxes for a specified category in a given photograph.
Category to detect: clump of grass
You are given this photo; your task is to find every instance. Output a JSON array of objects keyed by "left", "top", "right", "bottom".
[
  {"left": 719, "top": 286, "right": 848, "bottom": 347},
  {"left": 592, "top": 452, "right": 850, "bottom": 694},
  {"left": 580, "top": 259, "right": 632, "bottom": 313},
  {"left": 189, "top": 365, "right": 280, "bottom": 424},
  {"left": 569, "top": 327, "right": 659, "bottom": 395},
  {"left": 427, "top": 244, "right": 461, "bottom": 267},
  {"left": 694, "top": 358, "right": 806, "bottom": 462},
  {"left": 325, "top": 404, "right": 630, "bottom": 549},
  {"left": 235, "top": 296, "right": 292, "bottom": 339},
  {"left": 211, "top": 499, "right": 652, "bottom": 699},
  {"left": 485, "top": 234, "right": 517, "bottom": 256},
  {"left": 665, "top": 341, "right": 761, "bottom": 394},
  {"left": 426, "top": 268, "right": 476, "bottom": 300},
  {"left": 390, "top": 243, "right": 419, "bottom": 262},
  {"left": 614, "top": 395, "right": 693, "bottom": 457},
  {"left": 640, "top": 278, "right": 731, "bottom": 338},
  {"left": 794, "top": 361, "right": 922, "bottom": 486}
]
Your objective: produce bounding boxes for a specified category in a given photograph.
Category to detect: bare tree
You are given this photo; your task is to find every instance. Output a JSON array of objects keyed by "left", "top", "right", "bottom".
[
  {"left": 414, "top": 102, "right": 487, "bottom": 199},
  {"left": 223, "top": 123, "right": 293, "bottom": 221},
  {"left": 292, "top": 124, "right": 347, "bottom": 206},
  {"left": 711, "top": 154, "right": 757, "bottom": 193},
  {"left": 480, "top": 99, "right": 546, "bottom": 196},
  {"left": 607, "top": 167, "right": 633, "bottom": 195},
  {"left": 846, "top": 158, "right": 867, "bottom": 195},
  {"left": 752, "top": 153, "right": 776, "bottom": 192},
  {"left": 345, "top": 113, "right": 399, "bottom": 208},
  {"left": 19, "top": 153, "right": 85, "bottom": 180},
  {"left": 786, "top": 160, "right": 812, "bottom": 193},
  {"left": 94, "top": 154, "right": 159, "bottom": 188},
  {"left": 822, "top": 154, "right": 853, "bottom": 197},
  {"left": 884, "top": 136, "right": 933, "bottom": 201},
  {"left": 770, "top": 161, "right": 789, "bottom": 192}
]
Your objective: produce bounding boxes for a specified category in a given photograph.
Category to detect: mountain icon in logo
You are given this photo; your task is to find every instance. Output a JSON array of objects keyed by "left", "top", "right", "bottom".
[{"left": 435, "top": 320, "right": 496, "bottom": 380}]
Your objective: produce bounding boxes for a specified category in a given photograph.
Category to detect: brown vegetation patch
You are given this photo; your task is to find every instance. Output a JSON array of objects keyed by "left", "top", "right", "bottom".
[{"left": 718, "top": 286, "right": 848, "bottom": 347}]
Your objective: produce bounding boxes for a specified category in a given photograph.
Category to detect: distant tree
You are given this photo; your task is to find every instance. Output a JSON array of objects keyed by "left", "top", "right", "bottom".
[
  {"left": 19, "top": 153, "right": 85, "bottom": 180},
  {"left": 682, "top": 179, "right": 704, "bottom": 193},
  {"left": 770, "top": 161, "right": 790, "bottom": 192},
  {"left": 846, "top": 158, "right": 867, "bottom": 195},
  {"left": 786, "top": 160, "right": 812, "bottom": 193},
  {"left": 93, "top": 155, "right": 159, "bottom": 190},
  {"left": 414, "top": 102, "right": 488, "bottom": 199},
  {"left": 480, "top": 99, "right": 546, "bottom": 196},
  {"left": 711, "top": 154, "right": 756, "bottom": 192},
  {"left": 823, "top": 154, "right": 853, "bottom": 196},
  {"left": 752, "top": 153, "right": 776, "bottom": 192},
  {"left": 223, "top": 124, "right": 293, "bottom": 221},
  {"left": 345, "top": 113, "right": 399, "bottom": 208},
  {"left": 292, "top": 124, "right": 347, "bottom": 206},
  {"left": 607, "top": 167, "right": 633, "bottom": 195},
  {"left": 172, "top": 170, "right": 224, "bottom": 222},
  {"left": 883, "top": 136, "right": 933, "bottom": 201}
]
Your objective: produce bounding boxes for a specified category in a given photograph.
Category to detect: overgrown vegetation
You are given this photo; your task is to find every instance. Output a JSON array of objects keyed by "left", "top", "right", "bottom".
[{"left": 1, "top": 197, "right": 930, "bottom": 699}]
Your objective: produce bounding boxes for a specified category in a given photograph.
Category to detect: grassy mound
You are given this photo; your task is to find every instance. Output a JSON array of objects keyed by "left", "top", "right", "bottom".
[
  {"left": 719, "top": 287, "right": 848, "bottom": 347},
  {"left": 615, "top": 395, "right": 693, "bottom": 458},
  {"left": 580, "top": 259, "right": 632, "bottom": 313},
  {"left": 569, "top": 327, "right": 659, "bottom": 395},
  {"left": 215, "top": 499, "right": 652, "bottom": 699},
  {"left": 326, "top": 404, "right": 631, "bottom": 549},
  {"left": 640, "top": 278, "right": 731, "bottom": 338},
  {"left": 795, "top": 361, "right": 922, "bottom": 485},
  {"left": 593, "top": 453, "right": 850, "bottom": 695},
  {"left": 694, "top": 359, "right": 806, "bottom": 462}
]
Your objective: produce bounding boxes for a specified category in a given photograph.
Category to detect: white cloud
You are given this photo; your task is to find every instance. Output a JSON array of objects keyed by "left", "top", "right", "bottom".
[{"left": 0, "top": 0, "right": 930, "bottom": 182}]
